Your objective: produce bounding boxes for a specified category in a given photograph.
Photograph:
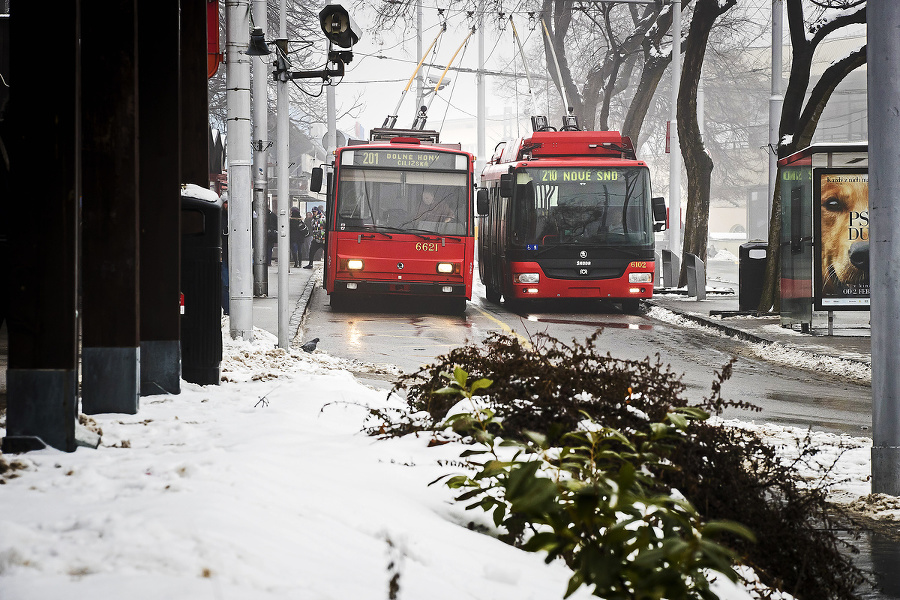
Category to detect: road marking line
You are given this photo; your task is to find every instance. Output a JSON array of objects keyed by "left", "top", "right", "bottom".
[{"left": 470, "top": 304, "right": 532, "bottom": 348}]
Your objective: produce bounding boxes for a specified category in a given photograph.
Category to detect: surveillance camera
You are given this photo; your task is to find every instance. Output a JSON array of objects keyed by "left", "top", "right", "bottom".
[{"left": 319, "top": 5, "right": 362, "bottom": 49}]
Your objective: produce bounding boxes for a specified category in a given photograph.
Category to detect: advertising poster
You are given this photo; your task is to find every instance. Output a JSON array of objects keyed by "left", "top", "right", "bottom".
[{"left": 814, "top": 168, "right": 869, "bottom": 310}]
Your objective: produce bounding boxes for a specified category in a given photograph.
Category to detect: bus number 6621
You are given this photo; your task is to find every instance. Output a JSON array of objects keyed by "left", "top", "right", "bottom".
[{"left": 416, "top": 242, "right": 439, "bottom": 252}]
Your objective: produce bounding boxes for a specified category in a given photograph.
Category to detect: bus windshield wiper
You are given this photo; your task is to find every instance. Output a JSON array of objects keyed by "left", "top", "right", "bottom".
[
  {"left": 363, "top": 225, "right": 432, "bottom": 240},
  {"left": 404, "top": 228, "right": 463, "bottom": 242}
]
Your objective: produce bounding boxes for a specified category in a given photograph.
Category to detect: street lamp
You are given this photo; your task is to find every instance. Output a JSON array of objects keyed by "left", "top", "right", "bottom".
[{"left": 269, "top": 2, "right": 361, "bottom": 349}]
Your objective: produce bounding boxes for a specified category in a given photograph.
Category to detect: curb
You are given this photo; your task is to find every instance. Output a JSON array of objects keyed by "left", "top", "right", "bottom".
[
  {"left": 643, "top": 299, "right": 774, "bottom": 346},
  {"left": 642, "top": 299, "right": 872, "bottom": 368},
  {"left": 289, "top": 266, "right": 321, "bottom": 347}
]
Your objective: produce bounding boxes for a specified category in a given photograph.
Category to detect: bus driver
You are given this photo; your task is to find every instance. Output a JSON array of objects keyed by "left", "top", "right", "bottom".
[{"left": 416, "top": 188, "right": 455, "bottom": 223}]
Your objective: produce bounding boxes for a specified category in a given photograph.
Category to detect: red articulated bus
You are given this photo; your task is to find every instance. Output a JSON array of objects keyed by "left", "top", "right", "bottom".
[
  {"left": 477, "top": 128, "right": 667, "bottom": 313},
  {"left": 311, "top": 128, "right": 476, "bottom": 314}
]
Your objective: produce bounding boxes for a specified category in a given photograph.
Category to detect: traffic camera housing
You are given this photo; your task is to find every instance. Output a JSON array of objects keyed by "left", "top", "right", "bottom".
[{"left": 319, "top": 5, "right": 361, "bottom": 49}]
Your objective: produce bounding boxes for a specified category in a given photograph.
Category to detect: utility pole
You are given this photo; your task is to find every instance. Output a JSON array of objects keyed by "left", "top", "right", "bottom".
[
  {"left": 476, "top": 3, "right": 486, "bottom": 183},
  {"left": 252, "top": 0, "right": 269, "bottom": 297},
  {"left": 325, "top": 1, "right": 337, "bottom": 157},
  {"left": 768, "top": 0, "right": 784, "bottom": 233},
  {"left": 226, "top": 0, "right": 254, "bottom": 340},
  {"left": 667, "top": 0, "right": 682, "bottom": 258},
  {"left": 416, "top": 3, "right": 424, "bottom": 111},
  {"left": 276, "top": 0, "right": 290, "bottom": 348},
  {"left": 868, "top": 1, "right": 900, "bottom": 495}
]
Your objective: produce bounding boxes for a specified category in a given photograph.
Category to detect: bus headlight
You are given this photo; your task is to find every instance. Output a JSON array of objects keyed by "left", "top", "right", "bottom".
[
  {"left": 344, "top": 259, "right": 364, "bottom": 270},
  {"left": 628, "top": 272, "right": 652, "bottom": 283},
  {"left": 436, "top": 262, "right": 459, "bottom": 274},
  {"left": 515, "top": 273, "right": 540, "bottom": 284}
]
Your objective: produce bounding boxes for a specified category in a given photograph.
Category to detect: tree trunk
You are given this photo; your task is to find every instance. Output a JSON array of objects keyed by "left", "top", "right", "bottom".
[
  {"left": 756, "top": 1, "right": 866, "bottom": 313},
  {"left": 757, "top": 0, "right": 866, "bottom": 313},
  {"left": 677, "top": 0, "right": 735, "bottom": 286}
]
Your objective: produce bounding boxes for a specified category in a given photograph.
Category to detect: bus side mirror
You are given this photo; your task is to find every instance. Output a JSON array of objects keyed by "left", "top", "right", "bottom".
[
  {"left": 476, "top": 188, "right": 489, "bottom": 216},
  {"left": 652, "top": 196, "right": 667, "bottom": 231},
  {"left": 499, "top": 173, "right": 513, "bottom": 198},
  {"left": 310, "top": 167, "right": 324, "bottom": 193}
]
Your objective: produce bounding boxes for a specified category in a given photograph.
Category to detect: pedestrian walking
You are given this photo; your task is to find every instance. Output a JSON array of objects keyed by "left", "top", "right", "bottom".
[
  {"left": 301, "top": 210, "right": 314, "bottom": 264},
  {"left": 304, "top": 207, "right": 326, "bottom": 269},
  {"left": 289, "top": 207, "right": 309, "bottom": 268}
]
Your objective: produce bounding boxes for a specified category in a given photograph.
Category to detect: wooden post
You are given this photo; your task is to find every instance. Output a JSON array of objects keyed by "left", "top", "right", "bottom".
[
  {"left": 138, "top": 0, "right": 182, "bottom": 396},
  {"left": 81, "top": 0, "right": 141, "bottom": 415},
  {"left": 3, "top": 2, "right": 79, "bottom": 451}
]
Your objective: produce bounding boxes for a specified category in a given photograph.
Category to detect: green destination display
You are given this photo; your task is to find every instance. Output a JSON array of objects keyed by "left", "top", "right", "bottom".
[
  {"left": 351, "top": 149, "right": 462, "bottom": 170},
  {"left": 534, "top": 168, "right": 621, "bottom": 183}
]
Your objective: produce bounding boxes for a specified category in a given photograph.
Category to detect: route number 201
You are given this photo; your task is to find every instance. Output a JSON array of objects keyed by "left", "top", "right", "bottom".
[{"left": 416, "top": 242, "right": 439, "bottom": 252}]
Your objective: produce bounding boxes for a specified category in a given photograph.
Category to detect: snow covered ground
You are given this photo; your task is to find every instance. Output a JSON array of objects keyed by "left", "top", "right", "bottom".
[
  {"left": 0, "top": 322, "right": 892, "bottom": 599},
  {"left": 646, "top": 305, "right": 872, "bottom": 384}
]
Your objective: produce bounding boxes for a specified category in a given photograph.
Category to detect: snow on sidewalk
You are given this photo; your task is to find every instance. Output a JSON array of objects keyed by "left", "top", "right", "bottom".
[{"left": 0, "top": 322, "right": 887, "bottom": 599}]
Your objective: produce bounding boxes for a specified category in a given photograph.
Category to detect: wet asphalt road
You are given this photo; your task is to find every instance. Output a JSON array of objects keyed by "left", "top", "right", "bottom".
[{"left": 301, "top": 277, "right": 873, "bottom": 437}]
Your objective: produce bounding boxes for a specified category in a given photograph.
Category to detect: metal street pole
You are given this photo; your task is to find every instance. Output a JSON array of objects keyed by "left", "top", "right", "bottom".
[
  {"left": 476, "top": 3, "right": 486, "bottom": 182},
  {"left": 768, "top": 0, "right": 784, "bottom": 234},
  {"left": 667, "top": 0, "right": 682, "bottom": 258},
  {"left": 252, "top": 0, "right": 269, "bottom": 297},
  {"left": 276, "top": 0, "right": 290, "bottom": 348},
  {"left": 226, "top": 0, "right": 254, "bottom": 340},
  {"left": 325, "top": 1, "right": 337, "bottom": 156},
  {"left": 868, "top": 0, "right": 900, "bottom": 495},
  {"left": 416, "top": 2, "right": 424, "bottom": 111}
]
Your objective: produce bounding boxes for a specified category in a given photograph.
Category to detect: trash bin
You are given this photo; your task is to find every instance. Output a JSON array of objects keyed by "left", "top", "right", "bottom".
[
  {"left": 180, "top": 186, "right": 223, "bottom": 385},
  {"left": 739, "top": 241, "right": 768, "bottom": 311}
]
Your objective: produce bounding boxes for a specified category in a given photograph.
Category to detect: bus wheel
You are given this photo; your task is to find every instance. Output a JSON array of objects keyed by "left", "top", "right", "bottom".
[
  {"left": 445, "top": 297, "right": 467, "bottom": 315},
  {"left": 621, "top": 299, "right": 641, "bottom": 315},
  {"left": 330, "top": 292, "right": 350, "bottom": 312},
  {"left": 485, "top": 282, "right": 501, "bottom": 304}
]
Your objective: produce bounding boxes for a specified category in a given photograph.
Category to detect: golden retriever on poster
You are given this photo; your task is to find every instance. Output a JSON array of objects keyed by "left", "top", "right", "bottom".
[{"left": 820, "top": 177, "right": 869, "bottom": 296}]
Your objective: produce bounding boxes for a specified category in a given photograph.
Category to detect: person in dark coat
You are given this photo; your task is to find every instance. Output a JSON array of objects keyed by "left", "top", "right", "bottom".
[
  {"left": 301, "top": 210, "right": 314, "bottom": 263},
  {"left": 221, "top": 197, "right": 229, "bottom": 314},
  {"left": 289, "top": 207, "right": 308, "bottom": 268},
  {"left": 266, "top": 209, "right": 277, "bottom": 266},
  {"left": 304, "top": 207, "right": 326, "bottom": 268}
]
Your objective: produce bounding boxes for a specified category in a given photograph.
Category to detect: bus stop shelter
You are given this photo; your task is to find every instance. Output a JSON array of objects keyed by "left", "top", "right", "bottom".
[{"left": 778, "top": 143, "right": 869, "bottom": 334}]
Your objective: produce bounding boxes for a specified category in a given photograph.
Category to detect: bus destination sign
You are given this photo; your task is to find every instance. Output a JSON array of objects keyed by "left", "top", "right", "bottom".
[
  {"left": 352, "top": 149, "right": 462, "bottom": 170},
  {"left": 533, "top": 168, "right": 621, "bottom": 183}
]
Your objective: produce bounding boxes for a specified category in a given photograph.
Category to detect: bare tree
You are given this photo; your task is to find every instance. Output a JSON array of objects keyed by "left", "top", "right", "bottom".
[
  {"left": 677, "top": 0, "right": 738, "bottom": 285},
  {"left": 208, "top": 2, "right": 362, "bottom": 135},
  {"left": 757, "top": 0, "right": 866, "bottom": 313}
]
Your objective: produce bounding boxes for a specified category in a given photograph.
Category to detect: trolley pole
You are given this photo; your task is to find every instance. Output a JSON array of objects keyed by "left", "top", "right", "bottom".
[{"left": 868, "top": 1, "right": 900, "bottom": 495}]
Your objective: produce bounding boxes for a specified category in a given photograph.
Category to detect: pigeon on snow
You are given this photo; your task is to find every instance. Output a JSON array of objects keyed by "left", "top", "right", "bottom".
[{"left": 299, "top": 338, "right": 319, "bottom": 352}]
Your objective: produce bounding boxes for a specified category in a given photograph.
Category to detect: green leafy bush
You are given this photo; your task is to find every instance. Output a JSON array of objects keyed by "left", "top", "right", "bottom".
[
  {"left": 432, "top": 367, "right": 753, "bottom": 599},
  {"left": 370, "top": 332, "right": 866, "bottom": 600}
]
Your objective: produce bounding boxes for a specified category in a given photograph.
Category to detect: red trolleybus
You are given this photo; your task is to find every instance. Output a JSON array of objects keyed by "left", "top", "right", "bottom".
[
  {"left": 311, "top": 128, "right": 476, "bottom": 314},
  {"left": 477, "top": 128, "right": 667, "bottom": 313}
]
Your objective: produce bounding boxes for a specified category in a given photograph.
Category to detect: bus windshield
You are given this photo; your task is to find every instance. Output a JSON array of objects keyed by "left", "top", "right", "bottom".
[
  {"left": 510, "top": 166, "right": 653, "bottom": 248},
  {"left": 336, "top": 165, "right": 469, "bottom": 236}
]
